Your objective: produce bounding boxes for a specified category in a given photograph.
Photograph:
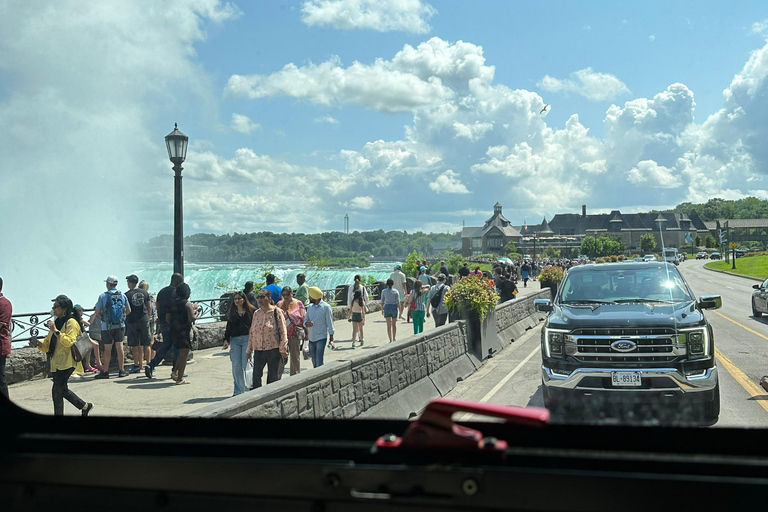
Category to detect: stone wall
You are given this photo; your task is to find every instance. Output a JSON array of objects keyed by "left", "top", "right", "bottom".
[{"left": 186, "top": 291, "right": 547, "bottom": 420}]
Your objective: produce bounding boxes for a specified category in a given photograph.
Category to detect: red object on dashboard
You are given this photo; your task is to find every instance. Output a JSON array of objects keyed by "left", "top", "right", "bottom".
[{"left": 376, "top": 398, "right": 550, "bottom": 451}]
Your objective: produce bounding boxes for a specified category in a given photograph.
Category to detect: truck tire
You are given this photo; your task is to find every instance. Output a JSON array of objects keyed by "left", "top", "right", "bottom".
[
  {"left": 753, "top": 299, "right": 762, "bottom": 317},
  {"left": 703, "top": 383, "right": 720, "bottom": 424}
]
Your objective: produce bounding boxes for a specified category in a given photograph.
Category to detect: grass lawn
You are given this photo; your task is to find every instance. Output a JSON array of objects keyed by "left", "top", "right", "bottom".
[{"left": 704, "top": 255, "right": 768, "bottom": 280}]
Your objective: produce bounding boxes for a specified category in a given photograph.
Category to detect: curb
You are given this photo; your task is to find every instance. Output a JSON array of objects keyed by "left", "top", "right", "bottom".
[{"left": 702, "top": 264, "right": 763, "bottom": 282}]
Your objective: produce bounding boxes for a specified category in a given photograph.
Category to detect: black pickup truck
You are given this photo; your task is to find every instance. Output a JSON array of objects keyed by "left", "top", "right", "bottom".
[{"left": 535, "top": 262, "right": 721, "bottom": 425}]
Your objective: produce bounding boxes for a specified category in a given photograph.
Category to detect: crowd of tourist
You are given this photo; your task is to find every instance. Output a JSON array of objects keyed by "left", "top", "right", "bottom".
[{"left": 0, "top": 256, "right": 576, "bottom": 414}]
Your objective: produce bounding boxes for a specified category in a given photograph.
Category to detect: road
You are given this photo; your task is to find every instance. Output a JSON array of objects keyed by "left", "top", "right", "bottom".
[{"left": 447, "top": 259, "right": 768, "bottom": 427}]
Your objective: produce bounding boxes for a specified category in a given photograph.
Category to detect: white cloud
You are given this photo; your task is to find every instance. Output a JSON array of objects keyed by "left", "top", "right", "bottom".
[
  {"left": 348, "top": 196, "right": 375, "bottom": 209},
  {"left": 301, "top": 0, "right": 436, "bottom": 33},
  {"left": 224, "top": 38, "right": 499, "bottom": 112},
  {"left": 751, "top": 19, "right": 768, "bottom": 34},
  {"left": 225, "top": 56, "right": 454, "bottom": 113},
  {"left": 538, "top": 67, "right": 631, "bottom": 101},
  {"left": 230, "top": 113, "right": 260, "bottom": 133},
  {"left": 649, "top": 34, "right": 656, "bottom": 42},
  {"left": 626, "top": 160, "right": 682, "bottom": 188},
  {"left": 429, "top": 170, "right": 469, "bottom": 194},
  {"left": 315, "top": 115, "right": 340, "bottom": 124}
]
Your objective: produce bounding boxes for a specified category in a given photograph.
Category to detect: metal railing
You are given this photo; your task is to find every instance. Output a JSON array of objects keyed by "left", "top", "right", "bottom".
[{"left": 10, "top": 285, "right": 379, "bottom": 347}]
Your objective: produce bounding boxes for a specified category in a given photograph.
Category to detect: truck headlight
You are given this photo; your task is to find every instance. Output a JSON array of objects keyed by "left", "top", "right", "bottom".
[
  {"left": 683, "top": 329, "right": 708, "bottom": 356},
  {"left": 544, "top": 329, "right": 568, "bottom": 357}
]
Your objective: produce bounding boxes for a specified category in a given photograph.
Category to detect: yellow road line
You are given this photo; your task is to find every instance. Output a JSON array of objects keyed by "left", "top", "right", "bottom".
[
  {"left": 713, "top": 310, "right": 768, "bottom": 341},
  {"left": 710, "top": 310, "right": 768, "bottom": 413},
  {"left": 714, "top": 348, "right": 768, "bottom": 414}
]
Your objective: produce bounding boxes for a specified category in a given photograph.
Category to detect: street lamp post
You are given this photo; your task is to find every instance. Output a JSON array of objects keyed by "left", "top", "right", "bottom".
[{"left": 165, "top": 123, "right": 189, "bottom": 277}]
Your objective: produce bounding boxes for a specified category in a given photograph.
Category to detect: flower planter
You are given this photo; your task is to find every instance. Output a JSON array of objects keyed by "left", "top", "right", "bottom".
[
  {"left": 540, "top": 280, "right": 558, "bottom": 299},
  {"left": 456, "top": 304, "right": 498, "bottom": 361}
]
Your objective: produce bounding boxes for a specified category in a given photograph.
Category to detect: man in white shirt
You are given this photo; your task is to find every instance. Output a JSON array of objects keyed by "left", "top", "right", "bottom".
[{"left": 389, "top": 264, "right": 408, "bottom": 320}]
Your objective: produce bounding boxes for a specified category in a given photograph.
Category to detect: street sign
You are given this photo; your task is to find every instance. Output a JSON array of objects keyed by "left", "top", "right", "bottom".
[{"left": 730, "top": 242, "right": 738, "bottom": 248}]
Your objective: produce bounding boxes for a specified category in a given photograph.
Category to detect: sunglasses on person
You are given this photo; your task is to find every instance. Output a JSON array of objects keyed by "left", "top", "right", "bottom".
[{"left": 257, "top": 295, "right": 269, "bottom": 300}]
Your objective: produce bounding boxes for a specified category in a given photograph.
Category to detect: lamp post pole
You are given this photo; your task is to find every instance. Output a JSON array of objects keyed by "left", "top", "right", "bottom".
[
  {"left": 173, "top": 163, "right": 184, "bottom": 276},
  {"left": 165, "top": 123, "right": 189, "bottom": 277}
]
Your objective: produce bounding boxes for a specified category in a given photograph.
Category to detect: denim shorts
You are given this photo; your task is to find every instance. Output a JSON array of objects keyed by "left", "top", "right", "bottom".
[{"left": 383, "top": 304, "right": 398, "bottom": 318}]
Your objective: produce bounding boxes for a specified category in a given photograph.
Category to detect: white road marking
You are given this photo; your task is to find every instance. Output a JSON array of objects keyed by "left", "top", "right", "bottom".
[
  {"left": 726, "top": 286, "right": 735, "bottom": 290},
  {"left": 457, "top": 345, "right": 540, "bottom": 421}
]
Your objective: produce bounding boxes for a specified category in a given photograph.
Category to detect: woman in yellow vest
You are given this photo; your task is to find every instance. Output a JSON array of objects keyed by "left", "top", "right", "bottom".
[{"left": 37, "top": 295, "right": 93, "bottom": 416}]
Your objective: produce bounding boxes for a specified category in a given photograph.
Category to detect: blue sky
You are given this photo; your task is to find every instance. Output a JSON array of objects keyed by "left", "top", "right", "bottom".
[{"left": 3, "top": 0, "right": 768, "bottom": 281}]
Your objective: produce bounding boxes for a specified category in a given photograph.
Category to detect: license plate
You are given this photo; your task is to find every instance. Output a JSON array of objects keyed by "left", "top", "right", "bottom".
[{"left": 611, "top": 371, "right": 642, "bottom": 387}]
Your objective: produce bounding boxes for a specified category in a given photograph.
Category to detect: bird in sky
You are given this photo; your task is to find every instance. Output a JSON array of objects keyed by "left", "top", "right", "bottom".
[{"left": 540, "top": 104, "right": 550, "bottom": 115}]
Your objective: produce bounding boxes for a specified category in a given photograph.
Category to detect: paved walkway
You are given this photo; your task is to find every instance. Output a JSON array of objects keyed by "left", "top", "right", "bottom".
[{"left": 8, "top": 284, "right": 542, "bottom": 417}]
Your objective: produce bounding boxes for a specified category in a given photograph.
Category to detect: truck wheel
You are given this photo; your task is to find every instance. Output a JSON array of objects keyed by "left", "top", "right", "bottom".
[
  {"left": 703, "top": 383, "right": 720, "bottom": 423},
  {"left": 753, "top": 299, "right": 762, "bottom": 317}
]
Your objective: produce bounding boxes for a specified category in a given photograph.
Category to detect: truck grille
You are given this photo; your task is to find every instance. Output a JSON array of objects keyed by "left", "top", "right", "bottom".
[{"left": 569, "top": 328, "right": 679, "bottom": 363}]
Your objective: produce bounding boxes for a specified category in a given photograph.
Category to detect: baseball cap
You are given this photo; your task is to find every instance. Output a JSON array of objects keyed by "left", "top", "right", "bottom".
[
  {"left": 420, "top": 266, "right": 427, "bottom": 271},
  {"left": 437, "top": 273, "right": 446, "bottom": 281},
  {"left": 308, "top": 286, "right": 323, "bottom": 300},
  {"left": 125, "top": 274, "right": 139, "bottom": 283},
  {"left": 105, "top": 275, "right": 118, "bottom": 284},
  {"left": 395, "top": 263, "right": 402, "bottom": 269}
]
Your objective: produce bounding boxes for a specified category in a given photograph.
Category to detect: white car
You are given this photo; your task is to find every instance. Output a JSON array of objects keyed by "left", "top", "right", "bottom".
[{"left": 643, "top": 254, "right": 657, "bottom": 261}]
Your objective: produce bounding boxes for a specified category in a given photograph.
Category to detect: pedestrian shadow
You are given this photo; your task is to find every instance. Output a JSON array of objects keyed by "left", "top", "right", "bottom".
[
  {"left": 124, "top": 382, "right": 178, "bottom": 390},
  {"left": 184, "top": 397, "right": 229, "bottom": 405},
  {"left": 211, "top": 352, "right": 229, "bottom": 357},
  {"left": 747, "top": 395, "right": 768, "bottom": 401}
]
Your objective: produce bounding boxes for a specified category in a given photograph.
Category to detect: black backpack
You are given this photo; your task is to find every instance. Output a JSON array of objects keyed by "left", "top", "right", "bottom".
[{"left": 430, "top": 285, "right": 445, "bottom": 309}]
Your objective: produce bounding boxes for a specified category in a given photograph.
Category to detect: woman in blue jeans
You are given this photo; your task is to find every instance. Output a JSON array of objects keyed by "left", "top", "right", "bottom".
[{"left": 223, "top": 291, "right": 255, "bottom": 395}]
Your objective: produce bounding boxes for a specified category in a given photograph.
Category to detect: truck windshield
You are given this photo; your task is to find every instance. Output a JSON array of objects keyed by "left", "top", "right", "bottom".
[{"left": 560, "top": 268, "right": 693, "bottom": 304}]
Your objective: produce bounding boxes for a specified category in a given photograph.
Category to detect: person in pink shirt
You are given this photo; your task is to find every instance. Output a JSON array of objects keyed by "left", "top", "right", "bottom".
[{"left": 0, "top": 277, "right": 12, "bottom": 399}]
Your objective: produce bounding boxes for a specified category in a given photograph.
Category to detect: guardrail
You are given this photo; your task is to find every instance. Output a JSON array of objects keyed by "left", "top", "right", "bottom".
[{"left": 9, "top": 285, "right": 378, "bottom": 347}]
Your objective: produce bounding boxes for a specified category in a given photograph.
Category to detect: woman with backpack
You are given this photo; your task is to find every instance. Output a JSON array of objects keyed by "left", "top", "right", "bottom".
[
  {"left": 406, "top": 280, "right": 430, "bottom": 335},
  {"left": 167, "top": 282, "right": 197, "bottom": 385},
  {"left": 37, "top": 295, "right": 93, "bottom": 416},
  {"left": 277, "top": 286, "right": 305, "bottom": 376},
  {"left": 246, "top": 290, "right": 288, "bottom": 388},
  {"left": 223, "top": 291, "right": 255, "bottom": 395},
  {"left": 348, "top": 289, "right": 366, "bottom": 348},
  {"left": 381, "top": 278, "right": 400, "bottom": 343}
]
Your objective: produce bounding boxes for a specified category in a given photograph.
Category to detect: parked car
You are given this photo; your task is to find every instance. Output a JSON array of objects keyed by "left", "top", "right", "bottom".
[
  {"left": 752, "top": 278, "right": 768, "bottom": 317},
  {"left": 643, "top": 254, "right": 656, "bottom": 261},
  {"left": 535, "top": 261, "right": 722, "bottom": 425},
  {"left": 696, "top": 251, "right": 708, "bottom": 260},
  {"left": 735, "top": 249, "right": 747, "bottom": 258},
  {"left": 710, "top": 252, "right": 721, "bottom": 260}
]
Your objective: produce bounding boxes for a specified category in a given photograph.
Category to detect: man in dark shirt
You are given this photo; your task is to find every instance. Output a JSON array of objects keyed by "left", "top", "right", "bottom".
[
  {"left": 0, "top": 277, "right": 12, "bottom": 399},
  {"left": 439, "top": 261, "right": 449, "bottom": 277},
  {"left": 125, "top": 274, "right": 151, "bottom": 374},
  {"left": 499, "top": 275, "right": 518, "bottom": 303},
  {"left": 458, "top": 263, "right": 470, "bottom": 279},
  {"left": 145, "top": 273, "right": 184, "bottom": 379}
]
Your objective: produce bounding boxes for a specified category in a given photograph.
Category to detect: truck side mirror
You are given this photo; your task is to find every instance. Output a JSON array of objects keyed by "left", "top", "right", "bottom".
[
  {"left": 698, "top": 294, "right": 722, "bottom": 310},
  {"left": 534, "top": 298, "right": 553, "bottom": 312}
]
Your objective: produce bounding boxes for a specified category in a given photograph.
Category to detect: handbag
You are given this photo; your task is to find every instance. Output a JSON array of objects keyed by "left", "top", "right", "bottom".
[
  {"left": 245, "top": 359, "right": 254, "bottom": 388},
  {"left": 71, "top": 332, "right": 93, "bottom": 362}
]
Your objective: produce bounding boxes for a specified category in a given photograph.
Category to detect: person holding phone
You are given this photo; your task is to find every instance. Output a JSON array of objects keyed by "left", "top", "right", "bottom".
[{"left": 37, "top": 295, "right": 93, "bottom": 416}]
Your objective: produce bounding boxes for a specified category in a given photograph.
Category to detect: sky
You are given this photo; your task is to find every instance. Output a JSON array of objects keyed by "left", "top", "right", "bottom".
[{"left": 2, "top": 0, "right": 768, "bottom": 288}]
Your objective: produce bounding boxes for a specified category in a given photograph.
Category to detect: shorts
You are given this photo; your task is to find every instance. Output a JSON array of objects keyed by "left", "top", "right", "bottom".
[
  {"left": 101, "top": 327, "right": 125, "bottom": 345},
  {"left": 351, "top": 312, "right": 363, "bottom": 323},
  {"left": 126, "top": 321, "right": 151, "bottom": 347},
  {"left": 384, "top": 304, "right": 398, "bottom": 318}
]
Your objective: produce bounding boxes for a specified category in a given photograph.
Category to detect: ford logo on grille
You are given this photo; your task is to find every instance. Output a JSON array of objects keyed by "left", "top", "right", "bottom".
[{"left": 611, "top": 340, "right": 637, "bottom": 352}]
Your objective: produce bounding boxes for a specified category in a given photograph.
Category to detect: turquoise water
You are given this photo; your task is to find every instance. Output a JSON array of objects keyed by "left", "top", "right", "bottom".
[{"left": 110, "top": 261, "right": 397, "bottom": 300}]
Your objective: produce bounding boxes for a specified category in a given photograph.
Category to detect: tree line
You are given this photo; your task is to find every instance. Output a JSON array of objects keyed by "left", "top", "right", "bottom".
[
  {"left": 138, "top": 230, "right": 460, "bottom": 263},
  {"left": 664, "top": 197, "right": 768, "bottom": 221}
]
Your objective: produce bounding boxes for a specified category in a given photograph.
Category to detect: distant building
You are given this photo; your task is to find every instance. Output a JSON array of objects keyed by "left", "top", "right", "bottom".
[
  {"left": 516, "top": 205, "right": 710, "bottom": 255},
  {"left": 461, "top": 203, "right": 522, "bottom": 256}
]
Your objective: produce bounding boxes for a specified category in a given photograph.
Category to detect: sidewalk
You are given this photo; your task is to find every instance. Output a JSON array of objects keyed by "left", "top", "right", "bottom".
[{"left": 8, "top": 284, "right": 541, "bottom": 417}]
